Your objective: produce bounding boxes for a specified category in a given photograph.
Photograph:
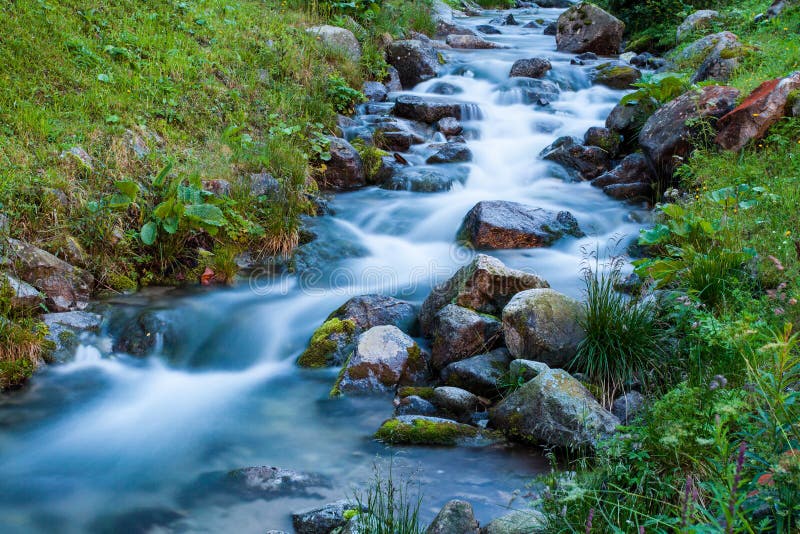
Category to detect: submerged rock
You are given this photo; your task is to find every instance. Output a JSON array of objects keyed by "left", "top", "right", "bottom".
[
  {"left": 490, "top": 365, "right": 619, "bottom": 449},
  {"left": 426, "top": 500, "right": 480, "bottom": 534},
  {"left": 458, "top": 200, "right": 584, "bottom": 250},
  {"left": 426, "top": 142, "right": 473, "bottom": 164},
  {"left": 556, "top": 4, "right": 624, "bottom": 55},
  {"left": 419, "top": 254, "right": 548, "bottom": 336},
  {"left": 502, "top": 288, "right": 584, "bottom": 368},
  {"left": 379, "top": 166, "right": 466, "bottom": 193},
  {"left": 374, "top": 415, "right": 479, "bottom": 446},
  {"left": 226, "top": 466, "right": 331, "bottom": 498},
  {"left": 332, "top": 326, "right": 429, "bottom": 396}
]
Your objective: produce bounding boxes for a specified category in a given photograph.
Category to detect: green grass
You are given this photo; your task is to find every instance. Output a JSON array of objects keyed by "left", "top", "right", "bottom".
[
  {"left": 539, "top": 2, "right": 800, "bottom": 531},
  {"left": 0, "top": 0, "right": 435, "bottom": 387}
]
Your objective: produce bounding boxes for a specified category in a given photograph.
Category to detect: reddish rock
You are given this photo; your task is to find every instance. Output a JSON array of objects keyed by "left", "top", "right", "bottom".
[
  {"left": 639, "top": 86, "right": 740, "bottom": 182},
  {"left": 716, "top": 72, "right": 800, "bottom": 151}
]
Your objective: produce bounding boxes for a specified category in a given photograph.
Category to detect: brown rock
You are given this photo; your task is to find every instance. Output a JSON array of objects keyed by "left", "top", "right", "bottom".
[
  {"left": 319, "top": 137, "right": 366, "bottom": 191},
  {"left": 716, "top": 71, "right": 800, "bottom": 151},
  {"left": 430, "top": 304, "right": 502, "bottom": 370},
  {"left": 556, "top": 3, "right": 624, "bottom": 56}
]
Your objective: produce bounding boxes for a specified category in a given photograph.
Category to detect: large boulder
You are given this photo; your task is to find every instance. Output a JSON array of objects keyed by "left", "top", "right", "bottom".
[
  {"left": 43, "top": 310, "right": 103, "bottom": 357},
  {"left": 591, "top": 153, "right": 655, "bottom": 201},
  {"left": 502, "top": 288, "right": 585, "bottom": 368},
  {"left": 362, "top": 81, "right": 388, "bottom": 103},
  {"left": 715, "top": 71, "right": 800, "bottom": 151},
  {"left": 556, "top": 3, "right": 624, "bottom": 56},
  {"left": 592, "top": 62, "right": 641, "bottom": 89},
  {"left": 379, "top": 166, "right": 466, "bottom": 193},
  {"left": 676, "top": 10, "right": 720, "bottom": 42},
  {"left": 331, "top": 325, "right": 429, "bottom": 396},
  {"left": 394, "top": 95, "right": 464, "bottom": 124},
  {"left": 374, "top": 415, "right": 480, "bottom": 446},
  {"left": 540, "top": 136, "right": 610, "bottom": 180},
  {"left": 319, "top": 137, "right": 366, "bottom": 191},
  {"left": 419, "top": 254, "right": 549, "bottom": 336},
  {"left": 426, "top": 500, "right": 480, "bottom": 534},
  {"left": 298, "top": 295, "right": 416, "bottom": 368},
  {"left": 676, "top": 32, "right": 743, "bottom": 84},
  {"left": 307, "top": 25, "right": 361, "bottom": 59},
  {"left": 458, "top": 201, "right": 583, "bottom": 250},
  {"left": 509, "top": 58, "right": 552, "bottom": 79},
  {"left": 490, "top": 365, "right": 619, "bottom": 449},
  {"left": 386, "top": 40, "right": 440, "bottom": 89},
  {"left": 440, "top": 348, "right": 513, "bottom": 398},
  {"left": 430, "top": 304, "right": 502, "bottom": 370},
  {"left": 292, "top": 500, "right": 363, "bottom": 534},
  {"left": 2, "top": 239, "right": 93, "bottom": 312},
  {"left": 639, "top": 85, "right": 739, "bottom": 182},
  {"left": 483, "top": 510, "right": 547, "bottom": 534},
  {"left": 432, "top": 386, "right": 481, "bottom": 421},
  {"left": 583, "top": 126, "right": 621, "bottom": 158}
]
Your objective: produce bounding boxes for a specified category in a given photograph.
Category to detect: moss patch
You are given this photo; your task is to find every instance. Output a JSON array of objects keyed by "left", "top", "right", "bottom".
[
  {"left": 374, "top": 416, "right": 479, "bottom": 446},
  {"left": 398, "top": 386, "right": 435, "bottom": 400},
  {"left": 297, "top": 318, "right": 356, "bottom": 368}
]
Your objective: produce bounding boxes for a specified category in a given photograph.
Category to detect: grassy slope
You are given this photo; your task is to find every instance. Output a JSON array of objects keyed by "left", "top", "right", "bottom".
[
  {"left": 542, "top": 2, "right": 800, "bottom": 532},
  {"left": 0, "top": 0, "right": 434, "bottom": 389}
]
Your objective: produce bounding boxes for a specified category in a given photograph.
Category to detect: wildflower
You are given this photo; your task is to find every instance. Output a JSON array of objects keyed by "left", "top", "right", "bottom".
[
  {"left": 786, "top": 230, "right": 792, "bottom": 237},
  {"left": 774, "top": 307, "right": 785, "bottom": 316},
  {"left": 790, "top": 298, "right": 798, "bottom": 305},
  {"left": 585, "top": 508, "right": 594, "bottom": 534}
]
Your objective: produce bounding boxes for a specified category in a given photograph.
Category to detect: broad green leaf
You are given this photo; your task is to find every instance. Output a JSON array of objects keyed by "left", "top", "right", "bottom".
[
  {"left": 107, "top": 193, "right": 133, "bottom": 209},
  {"left": 140, "top": 221, "right": 157, "bottom": 245},
  {"left": 162, "top": 215, "right": 179, "bottom": 234},
  {"left": 153, "top": 161, "right": 173, "bottom": 188},
  {"left": 115, "top": 180, "right": 140, "bottom": 200},
  {"left": 639, "top": 224, "right": 671, "bottom": 245},
  {"left": 661, "top": 203, "right": 685, "bottom": 219},
  {"left": 154, "top": 199, "right": 174, "bottom": 219},
  {"left": 184, "top": 204, "right": 226, "bottom": 226}
]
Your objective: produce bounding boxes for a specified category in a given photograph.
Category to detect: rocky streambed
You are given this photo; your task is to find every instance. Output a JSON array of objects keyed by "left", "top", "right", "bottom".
[{"left": 0, "top": 1, "right": 688, "bottom": 532}]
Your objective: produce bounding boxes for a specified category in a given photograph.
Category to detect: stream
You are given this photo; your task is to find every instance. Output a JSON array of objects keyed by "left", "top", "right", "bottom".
[{"left": 0, "top": 6, "right": 648, "bottom": 533}]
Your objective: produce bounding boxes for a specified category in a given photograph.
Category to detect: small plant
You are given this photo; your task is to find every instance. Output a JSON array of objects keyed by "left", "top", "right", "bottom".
[
  {"left": 326, "top": 75, "right": 366, "bottom": 114},
  {"left": 620, "top": 72, "right": 692, "bottom": 107},
  {"left": 345, "top": 459, "right": 424, "bottom": 534},
  {"left": 572, "top": 248, "right": 667, "bottom": 405}
]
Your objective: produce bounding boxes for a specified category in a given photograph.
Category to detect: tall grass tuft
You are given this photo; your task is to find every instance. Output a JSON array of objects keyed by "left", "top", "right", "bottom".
[
  {"left": 349, "top": 460, "right": 424, "bottom": 534},
  {"left": 572, "top": 250, "right": 667, "bottom": 406}
]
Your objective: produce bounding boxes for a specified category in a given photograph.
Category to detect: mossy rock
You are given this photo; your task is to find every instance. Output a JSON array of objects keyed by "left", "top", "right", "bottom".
[
  {"left": 374, "top": 415, "right": 479, "bottom": 446},
  {"left": 593, "top": 63, "right": 641, "bottom": 90},
  {"left": 397, "top": 386, "right": 435, "bottom": 400},
  {"left": 297, "top": 318, "right": 356, "bottom": 368}
]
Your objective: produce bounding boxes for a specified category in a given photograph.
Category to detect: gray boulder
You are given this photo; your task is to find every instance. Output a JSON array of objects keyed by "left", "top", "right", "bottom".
[
  {"left": 419, "top": 254, "right": 549, "bottom": 336},
  {"left": 440, "top": 348, "right": 512, "bottom": 398},
  {"left": 477, "top": 24, "right": 501, "bottom": 35},
  {"left": 227, "top": 466, "right": 331, "bottom": 498},
  {"left": 332, "top": 325, "right": 429, "bottom": 396},
  {"left": 502, "top": 288, "right": 585, "bottom": 368},
  {"left": 677, "top": 10, "right": 720, "bottom": 42},
  {"left": 307, "top": 25, "right": 361, "bottom": 59},
  {"left": 432, "top": 386, "right": 482, "bottom": 421},
  {"left": 43, "top": 310, "right": 103, "bottom": 357},
  {"left": 387, "top": 40, "right": 440, "bottom": 88},
  {"left": 426, "top": 142, "right": 472, "bottom": 164},
  {"left": 379, "top": 166, "right": 466, "bottom": 193},
  {"left": 394, "top": 95, "right": 464, "bottom": 124},
  {"left": 483, "top": 509, "right": 547, "bottom": 534},
  {"left": 509, "top": 58, "right": 552, "bottom": 79},
  {"left": 676, "top": 32, "right": 743, "bottom": 83},
  {"left": 438, "top": 117, "right": 463, "bottom": 136},
  {"left": 292, "top": 500, "right": 363, "bottom": 534},
  {"left": 2, "top": 239, "right": 93, "bottom": 312},
  {"left": 426, "top": 500, "right": 480, "bottom": 534},
  {"left": 4, "top": 272, "right": 43, "bottom": 313},
  {"left": 540, "top": 136, "right": 610, "bottom": 180},
  {"left": 611, "top": 390, "right": 645, "bottom": 424},
  {"left": 556, "top": 4, "right": 624, "bottom": 55},
  {"left": 508, "top": 359, "right": 550, "bottom": 382},
  {"left": 458, "top": 201, "right": 583, "bottom": 250},
  {"left": 362, "top": 81, "right": 388, "bottom": 102},
  {"left": 446, "top": 34, "right": 507, "bottom": 49},
  {"left": 430, "top": 304, "right": 502, "bottom": 370},
  {"left": 490, "top": 365, "right": 619, "bottom": 449},
  {"left": 396, "top": 395, "right": 438, "bottom": 416}
]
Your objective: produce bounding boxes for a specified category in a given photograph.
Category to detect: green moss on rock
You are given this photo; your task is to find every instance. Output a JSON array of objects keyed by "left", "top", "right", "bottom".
[
  {"left": 398, "top": 386, "right": 435, "bottom": 399},
  {"left": 297, "top": 318, "right": 356, "bottom": 368},
  {"left": 374, "top": 415, "right": 479, "bottom": 446}
]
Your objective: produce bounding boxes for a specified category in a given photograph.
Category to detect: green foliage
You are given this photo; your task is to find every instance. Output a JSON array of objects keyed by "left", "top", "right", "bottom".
[
  {"left": 327, "top": 75, "right": 366, "bottom": 114},
  {"left": 342, "top": 460, "right": 424, "bottom": 534},
  {"left": 620, "top": 72, "right": 692, "bottom": 106},
  {"left": 572, "top": 254, "right": 667, "bottom": 405}
]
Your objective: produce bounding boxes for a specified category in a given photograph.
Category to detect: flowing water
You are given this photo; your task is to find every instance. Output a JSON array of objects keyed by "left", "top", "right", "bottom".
[{"left": 0, "top": 7, "right": 648, "bottom": 533}]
